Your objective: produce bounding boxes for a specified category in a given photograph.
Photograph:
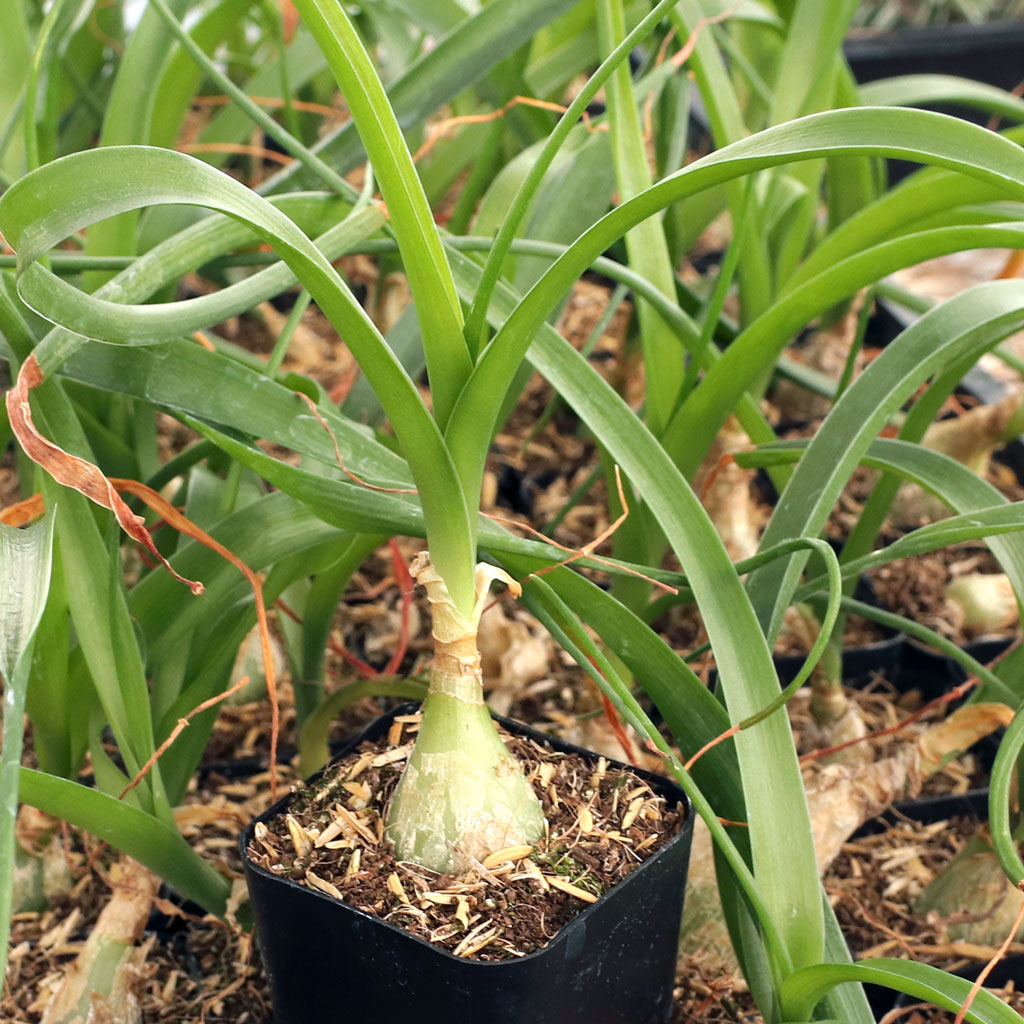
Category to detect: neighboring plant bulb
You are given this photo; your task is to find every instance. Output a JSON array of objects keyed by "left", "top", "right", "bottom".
[{"left": 944, "top": 572, "right": 1018, "bottom": 638}]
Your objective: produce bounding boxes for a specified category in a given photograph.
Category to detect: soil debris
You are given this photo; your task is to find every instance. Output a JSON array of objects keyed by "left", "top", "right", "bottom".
[
  {"left": 869, "top": 546, "right": 1017, "bottom": 647},
  {"left": 826, "top": 814, "right": 1024, "bottom": 967},
  {"left": 247, "top": 714, "right": 684, "bottom": 961}
]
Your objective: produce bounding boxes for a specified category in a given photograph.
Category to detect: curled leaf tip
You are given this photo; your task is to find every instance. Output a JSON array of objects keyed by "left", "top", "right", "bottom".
[
  {"left": 6, "top": 357, "right": 203, "bottom": 593},
  {"left": 0, "top": 493, "right": 45, "bottom": 527}
]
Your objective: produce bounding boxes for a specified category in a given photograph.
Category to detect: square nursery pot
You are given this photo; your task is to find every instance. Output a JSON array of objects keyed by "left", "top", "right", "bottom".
[
  {"left": 849, "top": 791, "right": 992, "bottom": 1021},
  {"left": 845, "top": 21, "right": 1024, "bottom": 94},
  {"left": 844, "top": 20, "right": 1024, "bottom": 184},
  {"left": 241, "top": 704, "right": 694, "bottom": 1024}
]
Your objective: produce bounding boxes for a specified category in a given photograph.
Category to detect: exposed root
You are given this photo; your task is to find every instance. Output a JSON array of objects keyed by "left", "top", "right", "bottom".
[
  {"left": 682, "top": 695, "right": 1011, "bottom": 963},
  {"left": 807, "top": 744, "right": 921, "bottom": 873}
]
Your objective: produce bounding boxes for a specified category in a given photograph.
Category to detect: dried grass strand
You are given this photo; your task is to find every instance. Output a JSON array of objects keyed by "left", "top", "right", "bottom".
[
  {"left": 118, "top": 675, "right": 253, "bottom": 800},
  {"left": 110, "top": 478, "right": 281, "bottom": 799},
  {"left": 412, "top": 96, "right": 607, "bottom": 165},
  {"left": 295, "top": 392, "right": 417, "bottom": 494},
  {"left": 0, "top": 492, "right": 45, "bottom": 526},
  {"left": 179, "top": 142, "right": 294, "bottom": 166}
]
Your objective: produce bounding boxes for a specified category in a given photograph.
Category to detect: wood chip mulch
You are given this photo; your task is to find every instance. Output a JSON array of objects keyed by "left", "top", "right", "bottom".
[
  {"left": 826, "top": 814, "right": 1024, "bottom": 969},
  {"left": 246, "top": 713, "right": 684, "bottom": 961},
  {"left": 3, "top": 763, "right": 289, "bottom": 1024},
  {"left": 671, "top": 953, "right": 762, "bottom": 1024},
  {"left": 4, "top": 713, "right": 1005, "bottom": 1023}
]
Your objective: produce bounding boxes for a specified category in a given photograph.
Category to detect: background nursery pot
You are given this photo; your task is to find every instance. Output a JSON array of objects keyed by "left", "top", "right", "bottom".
[
  {"left": 845, "top": 21, "right": 1024, "bottom": 94},
  {"left": 242, "top": 705, "right": 694, "bottom": 1024}
]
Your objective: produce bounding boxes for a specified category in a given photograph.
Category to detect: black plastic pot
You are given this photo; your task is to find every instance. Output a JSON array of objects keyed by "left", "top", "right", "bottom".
[
  {"left": 774, "top": 623, "right": 904, "bottom": 689},
  {"left": 844, "top": 21, "right": 1024, "bottom": 184},
  {"left": 879, "top": 306, "right": 1024, "bottom": 415},
  {"left": 899, "top": 635, "right": 1017, "bottom": 702},
  {"left": 859, "top": 787, "right": 990, "bottom": 833},
  {"left": 242, "top": 704, "right": 694, "bottom": 1024},
  {"left": 845, "top": 21, "right": 1024, "bottom": 93},
  {"left": 700, "top": 627, "right": 905, "bottom": 694}
]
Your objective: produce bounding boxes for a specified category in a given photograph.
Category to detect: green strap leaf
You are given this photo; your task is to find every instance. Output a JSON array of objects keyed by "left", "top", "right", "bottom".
[
  {"left": 291, "top": 0, "right": 469, "bottom": 429},
  {"left": 596, "top": 0, "right": 682, "bottom": 438},
  {"left": 82, "top": 0, "right": 193, "bottom": 287},
  {"left": 747, "top": 282, "right": 1024, "bottom": 642},
  {"left": 64, "top": 342, "right": 411, "bottom": 489},
  {"left": 663, "top": 220, "right": 1024, "bottom": 481},
  {"left": 788, "top": 123, "right": 1024, "bottom": 290},
  {"left": 740, "top": 437, "right": 1024, "bottom": 615},
  {"left": 781, "top": 958, "right": 1022, "bottom": 1024},
  {"left": 32, "top": 390, "right": 170, "bottom": 818},
  {"left": 446, "top": 107, "right": 1024, "bottom": 505},
  {"left": 0, "top": 144, "right": 477, "bottom": 614},
  {"left": 17, "top": 203, "right": 387, "bottom": 349},
  {"left": 128, "top": 491, "right": 352, "bottom": 668},
  {"left": 0, "top": 509, "right": 54, "bottom": 684},
  {"left": 258, "top": 0, "right": 582, "bottom": 195},
  {"left": 859, "top": 74, "right": 1024, "bottom": 123},
  {"left": 0, "top": 508, "right": 55, "bottom": 977},
  {"left": 463, "top": 0, "right": 680, "bottom": 366},
  {"left": 989, "top": 708, "right": 1024, "bottom": 885},
  {"left": 448, "top": 244, "right": 821, "bottom": 972},
  {"left": 518, "top": 573, "right": 790, "bottom": 966},
  {"left": 18, "top": 768, "right": 230, "bottom": 916},
  {"left": 769, "top": 0, "right": 858, "bottom": 124}
]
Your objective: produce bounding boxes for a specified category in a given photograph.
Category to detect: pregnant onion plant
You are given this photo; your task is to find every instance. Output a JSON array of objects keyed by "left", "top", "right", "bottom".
[{"left": 4, "top": 1, "right": 1024, "bottom": 1023}]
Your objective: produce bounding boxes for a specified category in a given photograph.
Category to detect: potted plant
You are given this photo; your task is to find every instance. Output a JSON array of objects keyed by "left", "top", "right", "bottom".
[
  {"left": 8, "top": 1, "right": 1024, "bottom": 1022},
  {"left": 242, "top": 700, "right": 693, "bottom": 1024}
]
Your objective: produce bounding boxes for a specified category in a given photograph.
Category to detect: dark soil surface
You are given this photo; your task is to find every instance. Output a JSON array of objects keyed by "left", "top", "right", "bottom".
[
  {"left": 247, "top": 713, "right": 684, "bottom": 961},
  {"left": 4, "top": 765, "right": 286, "bottom": 1023}
]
